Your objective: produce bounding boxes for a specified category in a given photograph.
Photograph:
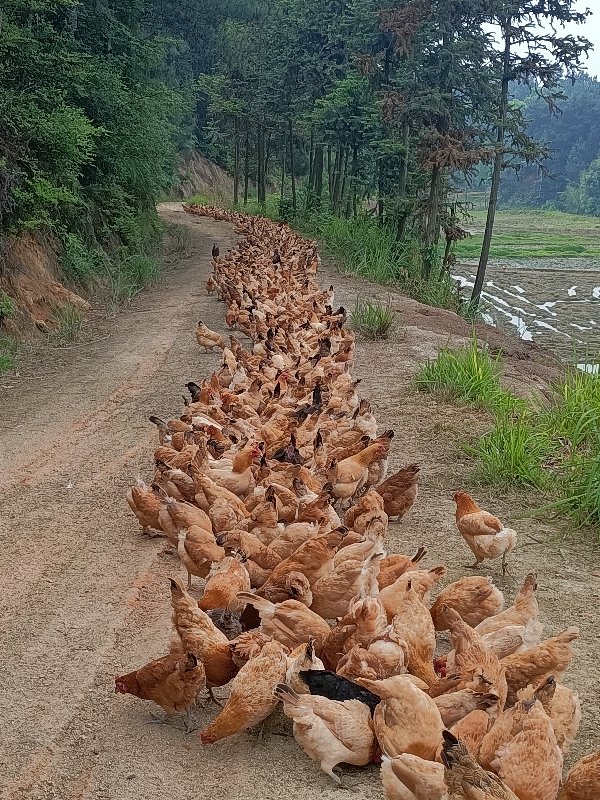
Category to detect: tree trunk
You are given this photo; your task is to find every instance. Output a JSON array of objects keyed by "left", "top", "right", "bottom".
[
  {"left": 422, "top": 165, "right": 442, "bottom": 277},
  {"left": 289, "top": 119, "right": 296, "bottom": 213},
  {"left": 257, "top": 125, "right": 266, "bottom": 204},
  {"left": 308, "top": 128, "right": 315, "bottom": 188},
  {"left": 332, "top": 146, "right": 347, "bottom": 215},
  {"left": 313, "top": 144, "right": 324, "bottom": 208},
  {"left": 328, "top": 145, "right": 333, "bottom": 200},
  {"left": 396, "top": 123, "right": 410, "bottom": 240},
  {"left": 243, "top": 127, "right": 249, "bottom": 205},
  {"left": 233, "top": 118, "right": 240, "bottom": 205},
  {"left": 280, "top": 129, "right": 286, "bottom": 198},
  {"left": 471, "top": 17, "right": 511, "bottom": 305}
]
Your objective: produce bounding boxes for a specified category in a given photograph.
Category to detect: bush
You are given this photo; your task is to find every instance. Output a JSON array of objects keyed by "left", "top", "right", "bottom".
[
  {"left": 60, "top": 233, "right": 106, "bottom": 282},
  {"left": 350, "top": 298, "right": 395, "bottom": 339},
  {"left": 0, "top": 335, "right": 17, "bottom": 372},
  {"left": 0, "top": 291, "right": 16, "bottom": 320}
]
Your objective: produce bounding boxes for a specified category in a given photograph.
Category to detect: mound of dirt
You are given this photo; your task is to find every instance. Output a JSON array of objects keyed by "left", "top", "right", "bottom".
[
  {"left": 171, "top": 149, "right": 233, "bottom": 200},
  {"left": 0, "top": 230, "right": 89, "bottom": 337}
]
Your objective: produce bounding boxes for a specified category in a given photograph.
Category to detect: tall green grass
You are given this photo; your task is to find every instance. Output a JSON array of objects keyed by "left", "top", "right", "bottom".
[
  {"left": 0, "top": 336, "right": 17, "bottom": 373},
  {"left": 350, "top": 298, "right": 395, "bottom": 339},
  {"left": 416, "top": 332, "right": 600, "bottom": 530}
]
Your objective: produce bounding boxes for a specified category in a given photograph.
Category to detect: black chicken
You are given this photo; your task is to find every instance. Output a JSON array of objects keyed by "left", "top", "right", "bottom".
[
  {"left": 212, "top": 243, "right": 219, "bottom": 258},
  {"left": 298, "top": 670, "right": 380, "bottom": 715}
]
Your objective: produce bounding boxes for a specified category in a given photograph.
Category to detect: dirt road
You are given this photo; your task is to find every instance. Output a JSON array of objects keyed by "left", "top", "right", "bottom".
[{"left": 1, "top": 203, "right": 599, "bottom": 800}]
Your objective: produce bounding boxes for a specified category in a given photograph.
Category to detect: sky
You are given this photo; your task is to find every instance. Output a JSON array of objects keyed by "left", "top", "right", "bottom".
[{"left": 556, "top": 0, "right": 600, "bottom": 77}]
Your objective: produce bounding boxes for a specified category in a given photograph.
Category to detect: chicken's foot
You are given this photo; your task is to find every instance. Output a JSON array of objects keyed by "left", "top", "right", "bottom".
[
  {"left": 330, "top": 767, "right": 359, "bottom": 792},
  {"left": 465, "top": 562, "right": 481, "bottom": 570},
  {"left": 146, "top": 712, "right": 171, "bottom": 726},
  {"left": 184, "top": 706, "right": 198, "bottom": 734},
  {"left": 197, "top": 687, "right": 224, "bottom": 708}
]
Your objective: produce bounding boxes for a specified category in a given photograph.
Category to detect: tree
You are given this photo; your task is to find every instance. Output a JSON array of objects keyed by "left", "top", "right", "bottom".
[{"left": 471, "top": 1, "right": 592, "bottom": 306}]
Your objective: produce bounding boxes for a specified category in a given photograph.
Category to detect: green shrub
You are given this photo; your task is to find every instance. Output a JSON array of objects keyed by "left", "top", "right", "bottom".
[
  {"left": 350, "top": 298, "right": 395, "bottom": 339},
  {"left": 60, "top": 233, "right": 106, "bottom": 282},
  {"left": 414, "top": 332, "right": 521, "bottom": 411},
  {"left": 0, "top": 336, "right": 17, "bottom": 373},
  {"left": 0, "top": 292, "right": 16, "bottom": 320},
  {"left": 50, "top": 302, "right": 83, "bottom": 342}
]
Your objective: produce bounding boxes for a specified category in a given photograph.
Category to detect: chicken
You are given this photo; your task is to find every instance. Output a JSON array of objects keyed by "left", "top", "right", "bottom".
[
  {"left": 299, "top": 668, "right": 380, "bottom": 714},
  {"left": 170, "top": 578, "right": 238, "bottom": 691},
  {"left": 441, "top": 731, "right": 519, "bottom": 800},
  {"left": 336, "top": 645, "right": 388, "bottom": 682},
  {"left": 126, "top": 479, "right": 163, "bottom": 535},
  {"left": 389, "top": 582, "right": 438, "bottom": 687},
  {"left": 237, "top": 593, "right": 332, "bottom": 652},
  {"left": 274, "top": 683, "right": 377, "bottom": 785},
  {"left": 501, "top": 626, "right": 579, "bottom": 705},
  {"left": 344, "top": 490, "right": 385, "bottom": 531},
  {"left": 319, "top": 622, "right": 358, "bottom": 672},
  {"left": 205, "top": 608, "right": 242, "bottom": 641},
  {"left": 203, "top": 444, "right": 261, "bottom": 497},
  {"left": 115, "top": 652, "right": 205, "bottom": 731},
  {"left": 557, "top": 748, "right": 600, "bottom": 800},
  {"left": 200, "top": 640, "right": 288, "bottom": 743},
  {"left": 362, "top": 627, "right": 409, "bottom": 679},
  {"left": 177, "top": 527, "right": 225, "bottom": 588},
  {"left": 380, "top": 567, "right": 447, "bottom": 621},
  {"left": 475, "top": 573, "right": 539, "bottom": 636},
  {"left": 430, "top": 576, "right": 504, "bottom": 630},
  {"left": 228, "top": 630, "right": 274, "bottom": 669},
  {"left": 448, "top": 710, "right": 491, "bottom": 760},
  {"left": 286, "top": 638, "right": 325, "bottom": 694},
  {"left": 198, "top": 554, "right": 251, "bottom": 614},
  {"left": 357, "top": 675, "right": 444, "bottom": 760},
  {"left": 433, "top": 605, "right": 507, "bottom": 714},
  {"left": 343, "top": 594, "right": 389, "bottom": 651},
  {"left": 538, "top": 679, "right": 581, "bottom": 755},
  {"left": 453, "top": 491, "right": 516, "bottom": 574},
  {"left": 310, "top": 552, "right": 383, "bottom": 620},
  {"left": 208, "top": 496, "right": 247, "bottom": 533},
  {"left": 380, "top": 752, "right": 447, "bottom": 800},
  {"left": 433, "top": 690, "right": 498, "bottom": 728},
  {"left": 259, "top": 528, "right": 345, "bottom": 592},
  {"left": 493, "top": 700, "right": 563, "bottom": 800},
  {"left": 378, "top": 547, "right": 428, "bottom": 590},
  {"left": 376, "top": 463, "right": 420, "bottom": 521},
  {"left": 196, "top": 320, "right": 225, "bottom": 351},
  {"left": 329, "top": 443, "right": 388, "bottom": 501}
]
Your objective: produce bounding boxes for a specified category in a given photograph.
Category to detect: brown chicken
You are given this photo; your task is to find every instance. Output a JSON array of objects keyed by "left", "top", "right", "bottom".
[
  {"left": 380, "top": 752, "right": 446, "bottom": 800},
  {"left": 237, "top": 592, "right": 332, "bottom": 652},
  {"left": 441, "top": 730, "right": 519, "bottom": 800},
  {"left": 557, "top": 748, "right": 600, "bottom": 800},
  {"left": 430, "top": 576, "right": 504, "bottom": 631},
  {"left": 177, "top": 527, "right": 225, "bottom": 588},
  {"left": 195, "top": 320, "right": 225, "bottom": 351},
  {"left": 357, "top": 675, "right": 444, "bottom": 761},
  {"left": 115, "top": 652, "right": 205, "bottom": 731},
  {"left": 433, "top": 689, "right": 498, "bottom": 728},
  {"left": 198, "top": 554, "right": 251, "bottom": 614},
  {"left": 170, "top": 578, "right": 238, "bottom": 694},
  {"left": 376, "top": 463, "right": 420, "bottom": 521},
  {"left": 380, "top": 567, "right": 447, "bottom": 621},
  {"left": 310, "top": 552, "right": 383, "bottom": 620},
  {"left": 199, "top": 640, "right": 288, "bottom": 743},
  {"left": 501, "top": 626, "right": 579, "bottom": 705},
  {"left": 475, "top": 573, "right": 539, "bottom": 636},
  {"left": 319, "top": 623, "right": 358, "bottom": 672},
  {"left": 258, "top": 528, "right": 345, "bottom": 593},
  {"left": 377, "top": 547, "right": 428, "bottom": 590},
  {"left": 389, "top": 582, "right": 438, "bottom": 687},
  {"left": 204, "top": 444, "right": 262, "bottom": 497},
  {"left": 453, "top": 491, "right": 516, "bottom": 574},
  {"left": 329, "top": 442, "right": 388, "bottom": 501},
  {"left": 449, "top": 709, "right": 492, "bottom": 760},
  {"left": 126, "top": 479, "right": 163, "bottom": 535},
  {"left": 274, "top": 684, "right": 377, "bottom": 786},
  {"left": 286, "top": 638, "right": 325, "bottom": 694}
]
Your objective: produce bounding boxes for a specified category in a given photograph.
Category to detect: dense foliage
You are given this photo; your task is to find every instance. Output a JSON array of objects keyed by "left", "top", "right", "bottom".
[
  {"left": 0, "top": 0, "right": 595, "bottom": 309},
  {"left": 0, "top": 0, "right": 191, "bottom": 296},
  {"left": 498, "top": 76, "right": 600, "bottom": 211}
]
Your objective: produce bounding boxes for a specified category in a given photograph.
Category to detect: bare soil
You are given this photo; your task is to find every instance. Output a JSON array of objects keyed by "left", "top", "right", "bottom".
[{"left": 1, "top": 202, "right": 599, "bottom": 800}]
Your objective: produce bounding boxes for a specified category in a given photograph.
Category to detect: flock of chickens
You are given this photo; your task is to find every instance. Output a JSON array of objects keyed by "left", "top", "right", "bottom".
[{"left": 117, "top": 203, "right": 598, "bottom": 800}]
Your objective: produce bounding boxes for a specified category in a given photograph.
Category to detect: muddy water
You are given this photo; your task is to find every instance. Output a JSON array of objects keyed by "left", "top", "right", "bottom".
[{"left": 454, "top": 259, "right": 600, "bottom": 366}]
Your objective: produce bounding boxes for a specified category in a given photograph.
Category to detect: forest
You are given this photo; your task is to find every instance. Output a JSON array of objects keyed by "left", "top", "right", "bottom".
[{"left": 0, "top": 0, "right": 596, "bottom": 310}]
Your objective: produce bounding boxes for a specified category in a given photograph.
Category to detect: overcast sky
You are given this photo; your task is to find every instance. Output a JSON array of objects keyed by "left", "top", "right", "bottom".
[{"left": 558, "top": 1, "right": 599, "bottom": 77}]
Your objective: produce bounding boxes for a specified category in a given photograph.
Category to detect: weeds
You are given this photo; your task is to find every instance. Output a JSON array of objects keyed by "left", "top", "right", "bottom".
[
  {"left": 351, "top": 298, "right": 395, "bottom": 339},
  {"left": 0, "top": 336, "right": 17, "bottom": 372},
  {"left": 414, "top": 332, "right": 520, "bottom": 411},
  {"left": 50, "top": 302, "right": 83, "bottom": 342},
  {"left": 108, "top": 253, "right": 161, "bottom": 304},
  {"left": 0, "top": 291, "right": 16, "bottom": 320},
  {"left": 417, "top": 332, "right": 600, "bottom": 531}
]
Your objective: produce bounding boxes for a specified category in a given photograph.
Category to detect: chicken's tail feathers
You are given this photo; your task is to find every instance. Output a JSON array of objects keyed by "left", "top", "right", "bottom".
[
  {"left": 411, "top": 546, "right": 427, "bottom": 564},
  {"left": 273, "top": 683, "right": 300, "bottom": 705},
  {"left": 236, "top": 591, "right": 272, "bottom": 612},
  {"left": 149, "top": 415, "right": 167, "bottom": 429},
  {"left": 440, "top": 729, "right": 462, "bottom": 769}
]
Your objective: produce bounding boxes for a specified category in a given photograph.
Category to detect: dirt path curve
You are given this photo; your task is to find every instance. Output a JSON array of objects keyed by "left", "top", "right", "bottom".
[{"left": 1, "top": 202, "right": 599, "bottom": 800}]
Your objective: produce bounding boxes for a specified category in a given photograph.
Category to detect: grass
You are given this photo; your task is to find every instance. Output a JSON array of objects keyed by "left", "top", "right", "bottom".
[
  {"left": 350, "top": 298, "right": 395, "bottom": 339},
  {"left": 416, "top": 331, "right": 600, "bottom": 530},
  {"left": 414, "top": 332, "right": 522, "bottom": 411},
  {"left": 0, "top": 336, "right": 17, "bottom": 373},
  {"left": 107, "top": 253, "right": 161, "bottom": 304},
  {"left": 455, "top": 231, "right": 600, "bottom": 260},
  {"left": 49, "top": 302, "right": 83, "bottom": 342}
]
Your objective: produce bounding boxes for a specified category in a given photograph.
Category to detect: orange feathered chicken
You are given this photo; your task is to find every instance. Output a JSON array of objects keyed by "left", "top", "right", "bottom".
[
  {"left": 453, "top": 490, "right": 517, "bottom": 575},
  {"left": 115, "top": 652, "right": 205, "bottom": 731}
]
